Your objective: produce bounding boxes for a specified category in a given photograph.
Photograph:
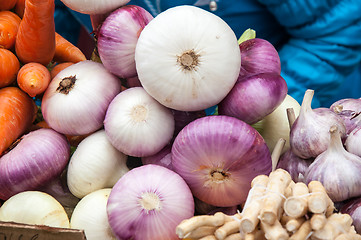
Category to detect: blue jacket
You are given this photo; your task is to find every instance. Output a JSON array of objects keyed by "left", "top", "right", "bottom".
[{"left": 55, "top": 0, "right": 361, "bottom": 107}]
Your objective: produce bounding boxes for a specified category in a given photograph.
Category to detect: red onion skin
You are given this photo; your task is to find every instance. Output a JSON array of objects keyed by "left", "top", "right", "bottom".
[
  {"left": 97, "top": 5, "right": 153, "bottom": 79},
  {"left": 340, "top": 197, "right": 361, "bottom": 234},
  {"left": 171, "top": 109, "right": 206, "bottom": 138},
  {"left": 218, "top": 73, "right": 288, "bottom": 125},
  {"left": 107, "top": 164, "right": 194, "bottom": 240},
  {"left": 141, "top": 144, "right": 174, "bottom": 171},
  {"left": 0, "top": 128, "right": 70, "bottom": 200},
  {"left": 276, "top": 149, "right": 313, "bottom": 183},
  {"left": 172, "top": 115, "right": 272, "bottom": 207},
  {"left": 238, "top": 38, "right": 281, "bottom": 79}
]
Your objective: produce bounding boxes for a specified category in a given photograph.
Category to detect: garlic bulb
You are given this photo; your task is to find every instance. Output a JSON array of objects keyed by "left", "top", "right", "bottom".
[
  {"left": 67, "top": 130, "right": 129, "bottom": 199},
  {"left": 305, "top": 125, "right": 361, "bottom": 202},
  {"left": 0, "top": 191, "right": 70, "bottom": 228},
  {"left": 290, "top": 89, "right": 346, "bottom": 159},
  {"left": 71, "top": 188, "right": 115, "bottom": 240},
  {"left": 135, "top": 5, "right": 241, "bottom": 111},
  {"left": 345, "top": 126, "right": 361, "bottom": 157}
]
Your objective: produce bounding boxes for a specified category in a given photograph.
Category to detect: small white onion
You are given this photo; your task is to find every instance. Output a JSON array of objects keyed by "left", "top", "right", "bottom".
[
  {"left": 67, "top": 130, "right": 129, "bottom": 199},
  {"left": 107, "top": 164, "right": 194, "bottom": 240},
  {"left": 71, "top": 188, "right": 115, "bottom": 240},
  {"left": 0, "top": 191, "right": 70, "bottom": 228},
  {"left": 104, "top": 87, "right": 175, "bottom": 157},
  {"left": 41, "top": 60, "right": 121, "bottom": 135},
  {"left": 135, "top": 5, "right": 241, "bottom": 111},
  {"left": 60, "top": 0, "right": 130, "bottom": 14}
]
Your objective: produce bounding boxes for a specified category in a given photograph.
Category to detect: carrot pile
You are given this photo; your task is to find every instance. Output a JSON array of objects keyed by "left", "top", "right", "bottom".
[
  {"left": 0, "top": 0, "right": 87, "bottom": 155},
  {"left": 176, "top": 169, "right": 361, "bottom": 240}
]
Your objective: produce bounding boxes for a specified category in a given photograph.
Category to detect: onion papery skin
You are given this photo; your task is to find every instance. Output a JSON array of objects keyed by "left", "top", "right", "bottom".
[
  {"left": 67, "top": 130, "right": 129, "bottom": 199},
  {"left": 0, "top": 128, "right": 70, "bottom": 200},
  {"left": 0, "top": 191, "right": 70, "bottom": 228},
  {"left": 171, "top": 115, "right": 272, "bottom": 207},
  {"left": 238, "top": 38, "right": 281, "bottom": 79},
  {"left": 305, "top": 126, "right": 361, "bottom": 202},
  {"left": 135, "top": 5, "right": 241, "bottom": 111},
  {"left": 290, "top": 90, "right": 346, "bottom": 159},
  {"left": 345, "top": 126, "right": 361, "bottom": 157},
  {"left": 276, "top": 149, "right": 313, "bottom": 183},
  {"left": 98, "top": 5, "right": 153, "bottom": 79},
  {"left": 41, "top": 60, "right": 121, "bottom": 136},
  {"left": 60, "top": 0, "right": 130, "bottom": 14},
  {"left": 71, "top": 189, "right": 116, "bottom": 240},
  {"left": 141, "top": 143, "right": 174, "bottom": 171},
  {"left": 218, "top": 73, "right": 288, "bottom": 125},
  {"left": 104, "top": 87, "right": 175, "bottom": 157},
  {"left": 107, "top": 164, "right": 194, "bottom": 240}
]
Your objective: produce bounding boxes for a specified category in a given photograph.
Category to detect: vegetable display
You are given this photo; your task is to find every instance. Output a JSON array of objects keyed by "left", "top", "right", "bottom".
[{"left": 1, "top": 1, "right": 361, "bottom": 239}]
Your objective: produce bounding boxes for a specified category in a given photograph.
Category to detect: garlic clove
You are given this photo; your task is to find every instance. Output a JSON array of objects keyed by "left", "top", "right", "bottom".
[
  {"left": 290, "top": 89, "right": 346, "bottom": 159},
  {"left": 305, "top": 125, "right": 361, "bottom": 202}
]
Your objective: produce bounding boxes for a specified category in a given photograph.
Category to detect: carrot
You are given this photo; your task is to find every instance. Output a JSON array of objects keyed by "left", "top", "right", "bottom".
[
  {"left": 53, "top": 32, "right": 87, "bottom": 63},
  {"left": 14, "top": 0, "right": 26, "bottom": 18},
  {"left": 15, "top": 0, "right": 56, "bottom": 66},
  {"left": 0, "top": 0, "right": 17, "bottom": 11},
  {"left": 17, "top": 62, "right": 51, "bottom": 97},
  {"left": 0, "top": 48, "right": 20, "bottom": 88},
  {"left": 0, "top": 87, "right": 37, "bottom": 156},
  {"left": 0, "top": 11, "right": 21, "bottom": 49},
  {"left": 50, "top": 62, "right": 74, "bottom": 79}
]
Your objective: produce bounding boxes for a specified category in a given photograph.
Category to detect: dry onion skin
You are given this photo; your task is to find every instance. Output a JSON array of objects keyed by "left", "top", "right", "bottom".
[{"left": 135, "top": 5, "right": 241, "bottom": 111}]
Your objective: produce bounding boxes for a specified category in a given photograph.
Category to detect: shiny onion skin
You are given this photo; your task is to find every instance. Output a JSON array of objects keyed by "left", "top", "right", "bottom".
[
  {"left": 171, "top": 115, "right": 272, "bottom": 207},
  {"left": 98, "top": 5, "right": 153, "bottom": 79},
  {"left": 218, "top": 73, "right": 288, "bottom": 125},
  {"left": 60, "top": 0, "right": 130, "bottom": 14},
  {"left": 107, "top": 164, "right": 194, "bottom": 240},
  {"left": 0, "top": 128, "right": 70, "bottom": 200}
]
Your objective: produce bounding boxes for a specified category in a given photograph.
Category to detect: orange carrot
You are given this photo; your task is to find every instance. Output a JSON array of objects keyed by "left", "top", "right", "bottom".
[
  {"left": 0, "top": 48, "right": 20, "bottom": 88},
  {"left": 17, "top": 62, "right": 51, "bottom": 97},
  {"left": 0, "top": 0, "right": 17, "bottom": 11},
  {"left": 14, "top": 0, "right": 26, "bottom": 18},
  {"left": 50, "top": 62, "right": 74, "bottom": 79},
  {"left": 0, "top": 87, "right": 37, "bottom": 156},
  {"left": 53, "top": 32, "right": 87, "bottom": 63},
  {"left": 0, "top": 11, "right": 21, "bottom": 49},
  {"left": 15, "top": 0, "right": 56, "bottom": 66}
]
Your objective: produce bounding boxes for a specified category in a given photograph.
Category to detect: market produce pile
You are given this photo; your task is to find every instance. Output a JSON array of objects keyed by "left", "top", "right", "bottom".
[{"left": 1, "top": 0, "right": 361, "bottom": 240}]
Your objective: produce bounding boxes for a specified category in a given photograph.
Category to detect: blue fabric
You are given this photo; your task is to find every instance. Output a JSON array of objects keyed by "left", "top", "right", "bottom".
[{"left": 55, "top": 0, "right": 361, "bottom": 108}]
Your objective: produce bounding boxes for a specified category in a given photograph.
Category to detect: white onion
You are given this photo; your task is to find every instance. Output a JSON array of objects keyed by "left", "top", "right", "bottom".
[
  {"left": 135, "top": 5, "right": 241, "bottom": 111},
  {"left": 107, "top": 164, "right": 194, "bottom": 240},
  {"left": 60, "top": 0, "right": 130, "bottom": 14},
  {"left": 41, "top": 60, "right": 121, "bottom": 135},
  {"left": 71, "top": 189, "right": 115, "bottom": 240},
  {"left": 67, "top": 130, "right": 129, "bottom": 199},
  {"left": 104, "top": 87, "right": 175, "bottom": 157},
  {"left": 0, "top": 191, "right": 70, "bottom": 228}
]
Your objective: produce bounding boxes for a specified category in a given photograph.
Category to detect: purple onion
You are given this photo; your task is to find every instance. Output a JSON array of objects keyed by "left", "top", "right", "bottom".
[
  {"left": 218, "top": 73, "right": 288, "bottom": 125},
  {"left": 172, "top": 109, "right": 206, "bottom": 137},
  {"left": 276, "top": 149, "right": 313, "bottom": 182},
  {"left": 98, "top": 5, "right": 153, "bottom": 79},
  {"left": 340, "top": 197, "right": 361, "bottom": 234},
  {"left": 0, "top": 128, "right": 70, "bottom": 200},
  {"left": 107, "top": 164, "right": 194, "bottom": 240},
  {"left": 238, "top": 38, "right": 281, "bottom": 79},
  {"left": 141, "top": 143, "right": 174, "bottom": 171},
  {"left": 290, "top": 90, "right": 346, "bottom": 159},
  {"left": 172, "top": 115, "right": 272, "bottom": 207}
]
